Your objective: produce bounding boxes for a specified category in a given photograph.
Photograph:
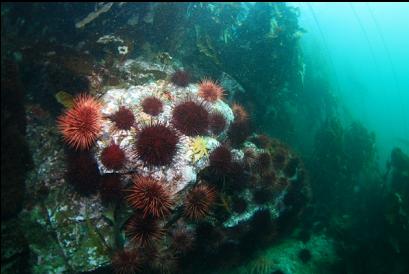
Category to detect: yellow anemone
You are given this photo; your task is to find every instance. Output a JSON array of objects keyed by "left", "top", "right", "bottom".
[{"left": 190, "top": 137, "right": 209, "bottom": 163}]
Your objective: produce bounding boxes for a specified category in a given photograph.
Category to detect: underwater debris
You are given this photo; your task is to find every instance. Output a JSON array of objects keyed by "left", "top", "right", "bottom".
[
  {"left": 219, "top": 72, "right": 246, "bottom": 102},
  {"left": 55, "top": 91, "right": 74, "bottom": 108},
  {"left": 97, "top": 35, "right": 125, "bottom": 44},
  {"left": 75, "top": 2, "right": 114, "bottom": 29}
]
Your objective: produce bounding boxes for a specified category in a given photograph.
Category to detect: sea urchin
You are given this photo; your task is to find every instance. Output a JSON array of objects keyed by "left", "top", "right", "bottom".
[
  {"left": 126, "top": 175, "right": 173, "bottom": 218},
  {"left": 209, "top": 112, "right": 227, "bottom": 135},
  {"left": 101, "top": 142, "right": 126, "bottom": 170},
  {"left": 109, "top": 106, "right": 135, "bottom": 131},
  {"left": 126, "top": 213, "right": 164, "bottom": 246},
  {"left": 172, "top": 99, "right": 209, "bottom": 136},
  {"left": 198, "top": 79, "right": 224, "bottom": 102},
  {"left": 135, "top": 123, "right": 180, "bottom": 167},
  {"left": 111, "top": 248, "right": 142, "bottom": 274},
  {"left": 57, "top": 94, "right": 102, "bottom": 150},
  {"left": 232, "top": 103, "right": 248, "bottom": 123},
  {"left": 171, "top": 70, "right": 190, "bottom": 87},
  {"left": 184, "top": 184, "right": 216, "bottom": 220},
  {"left": 141, "top": 96, "right": 163, "bottom": 116},
  {"left": 209, "top": 145, "right": 232, "bottom": 171},
  {"left": 170, "top": 223, "right": 195, "bottom": 254}
]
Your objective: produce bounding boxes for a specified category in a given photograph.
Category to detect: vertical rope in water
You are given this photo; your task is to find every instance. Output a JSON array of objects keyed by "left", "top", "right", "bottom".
[
  {"left": 366, "top": 3, "right": 409, "bottom": 140},
  {"left": 305, "top": 3, "right": 342, "bottom": 96},
  {"left": 349, "top": 2, "right": 380, "bottom": 125},
  {"left": 349, "top": 3, "right": 382, "bottom": 86}
]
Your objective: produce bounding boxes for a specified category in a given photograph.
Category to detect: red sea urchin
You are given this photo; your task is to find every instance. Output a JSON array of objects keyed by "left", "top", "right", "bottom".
[
  {"left": 232, "top": 103, "right": 248, "bottom": 123},
  {"left": 151, "top": 247, "right": 178, "bottom": 274},
  {"left": 126, "top": 175, "right": 173, "bottom": 218},
  {"left": 109, "top": 106, "right": 135, "bottom": 131},
  {"left": 228, "top": 119, "right": 251, "bottom": 148},
  {"left": 209, "top": 145, "right": 232, "bottom": 171},
  {"left": 272, "top": 148, "right": 288, "bottom": 169},
  {"left": 141, "top": 96, "right": 163, "bottom": 116},
  {"left": 243, "top": 148, "right": 257, "bottom": 168},
  {"left": 101, "top": 142, "right": 126, "bottom": 170},
  {"left": 171, "top": 70, "right": 190, "bottom": 87},
  {"left": 261, "top": 171, "right": 277, "bottom": 187},
  {"left": 184, "top": 184, "right": 216, "bottom": 220},
  {"left": 252, "top": 134, "right": 272, "bottom": 149},
  {"left": 228, "top": 103, "right": 251, "bottom": 147},
  {"left": 57, "top": 94, "right": 102, "bottom": 150},
  {"left": 169, "top": 223, "right": 195, "bottom": 254},
  {"left": 126, "top": 213, "right": 164, "bottom": 246},
  {"left": 198, "top": 79, "right": 224, "bottom": 102},
  {"left": 256, "top": 152, "right": 272, "bottom": 174},
  {"left": 135, "top": 123, "right": 180, "bottom": 167},
  {"left": 209, "top": 112, "right": 227, "bottom": 135},
  {"left": 172, "top": 99, "right": 209, "bottom": 136},
  {"left": 111, "top": 248, "right": 142, "bottom": 274}
]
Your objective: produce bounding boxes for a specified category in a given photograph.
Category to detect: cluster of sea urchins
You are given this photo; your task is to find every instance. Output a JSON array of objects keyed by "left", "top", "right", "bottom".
[
  {"left": 56, "top": 77, "right": 230, "bottom": 271},
  {"left": 56, "top": 72, "right": 308, "bottom": 273}
]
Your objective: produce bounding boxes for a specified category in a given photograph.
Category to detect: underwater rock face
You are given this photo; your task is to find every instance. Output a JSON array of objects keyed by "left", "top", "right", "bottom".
[
  {"left": 94, "top": 68, "right": 234, "bottom": 194},
  {"left": 21, "top": 58, "right": 309, "bottom": 273}
]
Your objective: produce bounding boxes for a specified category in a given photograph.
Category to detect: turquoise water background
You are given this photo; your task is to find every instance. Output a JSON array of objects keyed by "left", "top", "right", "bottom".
[{"left": 292, "top": 2, "right": 409, "bottom": 165}]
